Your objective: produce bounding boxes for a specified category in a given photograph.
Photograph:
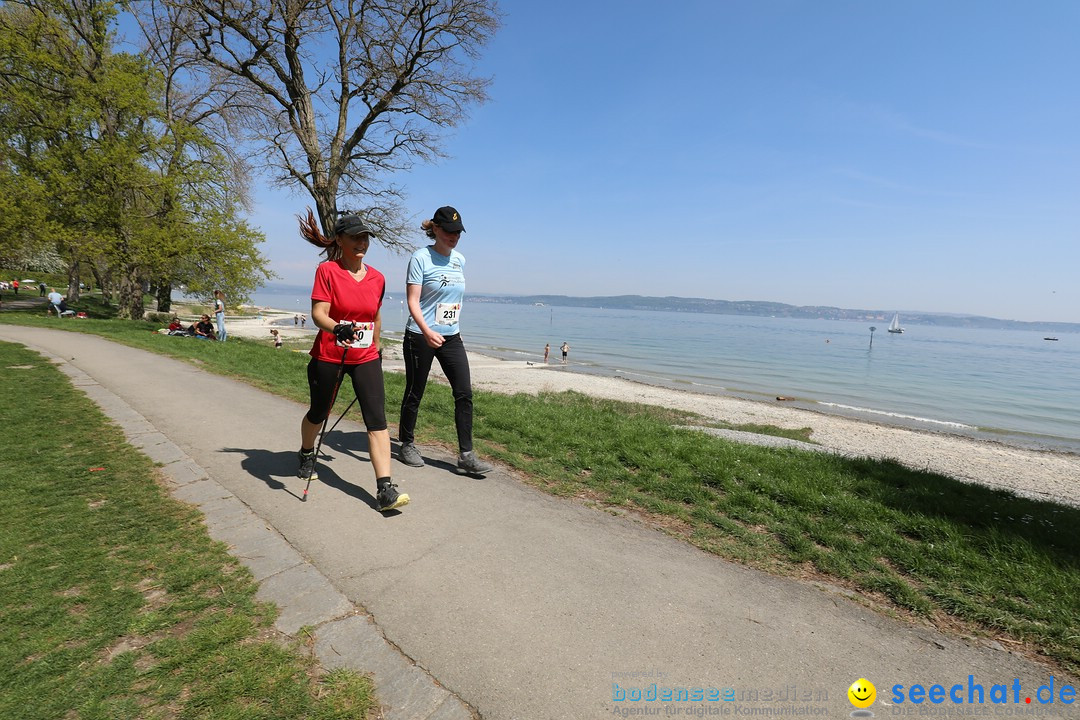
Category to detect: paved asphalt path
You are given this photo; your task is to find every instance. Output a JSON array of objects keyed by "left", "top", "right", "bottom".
[{"left": 3, "top": 325, "right": 1073, "bottom": 720}]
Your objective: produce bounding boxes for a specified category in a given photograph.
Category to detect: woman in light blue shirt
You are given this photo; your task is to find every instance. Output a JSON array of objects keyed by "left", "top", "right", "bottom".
[{"left": 397, "top": 206, "right": 491, "bottom": 475}]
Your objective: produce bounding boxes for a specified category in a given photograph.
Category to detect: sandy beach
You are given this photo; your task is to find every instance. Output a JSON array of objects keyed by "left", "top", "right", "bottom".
[{"left": 223, "top": 309, "right": 1080, "bottom": 509}]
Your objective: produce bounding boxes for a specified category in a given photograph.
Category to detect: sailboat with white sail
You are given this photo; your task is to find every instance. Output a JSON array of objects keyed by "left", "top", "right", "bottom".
[{"left": 887, "top": 313, "right": 904, "bottom": 334}]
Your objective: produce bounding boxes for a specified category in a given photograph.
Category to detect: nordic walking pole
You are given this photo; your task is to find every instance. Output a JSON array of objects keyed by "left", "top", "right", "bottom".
[
  {"left": 303, "top": 341, "right": 350, "bottom": 502},
  {"left": 326, "top": 397, "right": 357, "bottom": 435}
]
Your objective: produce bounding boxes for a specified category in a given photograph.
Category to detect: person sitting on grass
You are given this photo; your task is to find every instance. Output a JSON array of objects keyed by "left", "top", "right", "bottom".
[
  {"left": 166, "top": 317, "right": 190, "bottom": 336},
  {"left": 191, "top": 314, "right": 216, "bottom": 339}
]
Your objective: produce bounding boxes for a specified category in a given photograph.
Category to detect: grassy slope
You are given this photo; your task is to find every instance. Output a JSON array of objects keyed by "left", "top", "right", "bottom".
[{"left": 0, "top": 340, "right": 375, "bottom": 719}]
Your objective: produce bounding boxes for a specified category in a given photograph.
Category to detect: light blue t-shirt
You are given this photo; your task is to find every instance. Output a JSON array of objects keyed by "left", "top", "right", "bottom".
[{"left": 405, "top": 246, "right": 466, "bottom": 336}]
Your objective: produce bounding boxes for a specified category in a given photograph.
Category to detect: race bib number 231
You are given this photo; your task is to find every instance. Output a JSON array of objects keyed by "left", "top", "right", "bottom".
[{"left": 437, "top": 302, "right": 461, "bottom": 326}]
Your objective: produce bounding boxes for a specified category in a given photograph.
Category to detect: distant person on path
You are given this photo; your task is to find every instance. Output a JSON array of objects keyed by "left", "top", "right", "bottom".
[
  {"left": 12, "top": 280, "right": 18, "bottom": 295},
  {"left": 295, "top": 208, "right": 407, "bottom": 513},
  {"left": 294, "top": 314, "right": 299, "bottom": 326},
  {"left": 301, "top": 314, "right": 306, "bottom": 328},
  {"left": 39, "top": 282, "right": 46, "bottom": 297},
  {"left": 561, "top": 341, "right": 570, "bottom": 364},
  {"left": 396, "top": 206, "right": 492, "bottom": 475},
  {"left": 544, "top": 343, "right": 550, "bottom": 364},
  {"left": 213, "top": 289, "right": 227, "bottom": 342}
]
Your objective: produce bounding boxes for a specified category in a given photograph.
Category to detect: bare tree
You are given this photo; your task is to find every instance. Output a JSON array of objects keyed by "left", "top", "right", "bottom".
[{"left": 151, "top": 0, "right": 499, "bottom": 248}]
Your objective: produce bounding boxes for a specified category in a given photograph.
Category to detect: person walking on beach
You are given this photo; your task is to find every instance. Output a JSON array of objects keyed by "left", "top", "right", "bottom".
[
  {"left": 544, "top": 343, "right": 550, "bottom": 364},
  {"left": 295, "top": 209, "right": 407, "bottom": 512},
  {"left": 397, "top": 206, "right": 492, "bottom": 475},
  {"left": 561, "top": 341, "right": 570, "bottom": 364},
  {"left": 213, "top": 289, "right": 227, "bottom": 342}
]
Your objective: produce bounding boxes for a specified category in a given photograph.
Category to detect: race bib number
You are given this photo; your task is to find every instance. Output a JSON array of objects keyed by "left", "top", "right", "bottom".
[
  {"left": 437, "top": 302, "right": 461, "bottom": 326},
  {"left": 335, "top": 322, "right": 374, "bottom": 348}
]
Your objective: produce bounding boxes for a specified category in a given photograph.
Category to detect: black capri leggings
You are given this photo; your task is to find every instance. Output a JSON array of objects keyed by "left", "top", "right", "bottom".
[{"left": 305, "top": 357, "right": 387, "bottom": 431}]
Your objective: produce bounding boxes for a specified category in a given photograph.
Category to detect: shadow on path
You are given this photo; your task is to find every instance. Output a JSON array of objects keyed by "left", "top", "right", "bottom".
[{"left": 223, "top": 428, "right": 385, "bottom": 509}]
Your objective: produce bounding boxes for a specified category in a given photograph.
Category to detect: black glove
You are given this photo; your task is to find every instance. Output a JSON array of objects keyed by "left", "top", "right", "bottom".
[{"left": 333, "top": 322, "right": 355, "bottom": 343}]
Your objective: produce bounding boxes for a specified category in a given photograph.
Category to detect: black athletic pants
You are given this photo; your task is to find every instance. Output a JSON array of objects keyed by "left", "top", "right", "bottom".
[
  {"left": 305, "top": 357, "right": 387, "bottom": 431},
  {"left": 398, "top": 331, "right": 474, "bottom": 452}
]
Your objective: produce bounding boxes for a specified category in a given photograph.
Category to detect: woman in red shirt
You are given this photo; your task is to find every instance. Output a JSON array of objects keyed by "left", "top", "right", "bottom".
[{"left": 295, "top": 209, "right": 408, "bottom": 512}]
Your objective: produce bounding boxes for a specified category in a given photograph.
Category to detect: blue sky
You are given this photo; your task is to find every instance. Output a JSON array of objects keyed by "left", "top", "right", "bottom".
[{"left": 245, "top": 1, "right": 1079, "bottom": 323}]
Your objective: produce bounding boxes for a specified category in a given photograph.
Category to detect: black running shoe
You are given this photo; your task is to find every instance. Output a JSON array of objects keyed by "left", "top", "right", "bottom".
[
  {"left": 297, "top": 450, "right": 317, "bottom": 480},
  {"left": 377, "top": 482, "right": 410, "bottom": 512}
]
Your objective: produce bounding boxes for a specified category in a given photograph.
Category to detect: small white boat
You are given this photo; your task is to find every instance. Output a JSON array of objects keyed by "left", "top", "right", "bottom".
[{"left": 887, "top": 313, "right": 904, "bottom": 334}]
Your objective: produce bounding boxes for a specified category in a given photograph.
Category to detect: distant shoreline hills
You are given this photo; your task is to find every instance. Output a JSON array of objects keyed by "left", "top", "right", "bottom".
[{"left": 470, "top": 293, "right": 1079, "bottom": 333}]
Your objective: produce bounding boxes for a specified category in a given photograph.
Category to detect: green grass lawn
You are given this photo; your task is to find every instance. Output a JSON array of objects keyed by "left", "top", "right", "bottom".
[
  {"left": 3, "top": 308, "right": 1080, "bottom": 679},
  {"left": 0, "top": 340, "right": 376, "bottom": 719}
]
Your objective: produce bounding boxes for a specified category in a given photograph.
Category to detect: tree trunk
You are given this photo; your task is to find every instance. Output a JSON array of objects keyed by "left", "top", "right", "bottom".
[
  {"left": 66, "top": 257, "right": 81, "bottom": 302},
  {"left": 116, "top": 264, "right": 145, "bottom": 320},
  {"left": 155, "top": 281, "right": 172, "bottom": 312},
  {"left": 90, "top": 263, "right": 110, "bottom": 304},
  {"left": 314, "top": 184, "right": 337, "bottom": 238}
]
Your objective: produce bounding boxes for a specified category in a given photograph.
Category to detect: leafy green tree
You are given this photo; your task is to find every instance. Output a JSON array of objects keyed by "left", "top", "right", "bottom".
[
  {"left": 1, "top": 0, "right": 274, "bottom": 317},
  {"left": 0, "top": 2, "right": 77, "bottom": 277},
  {"left": 1, "top": 0, "right": 164, "bottom": 315},
  {"left": 130, "top": 0, "right": 272, "bottom": 311}
]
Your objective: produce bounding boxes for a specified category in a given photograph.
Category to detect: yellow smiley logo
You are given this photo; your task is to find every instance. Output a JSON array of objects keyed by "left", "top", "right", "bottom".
[{"left": 848, "top": 678, "right": 876, "bottom": 708}]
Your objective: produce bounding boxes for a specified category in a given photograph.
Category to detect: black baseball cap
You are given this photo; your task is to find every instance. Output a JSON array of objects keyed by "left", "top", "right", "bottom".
[
  {"left": 433, "top": 206, "right": 465, "bottom": 233},
  {"left": 334, "top": 214, "right": 375, "bottom": 237}
]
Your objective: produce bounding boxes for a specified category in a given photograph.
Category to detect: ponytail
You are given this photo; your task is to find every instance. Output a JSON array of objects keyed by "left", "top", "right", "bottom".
[
  {"left": 298, "top": 208, "right": 341, "bottom": 261},
  {"left": 421, "top": 218, "right": 436, "bottom": 239}
]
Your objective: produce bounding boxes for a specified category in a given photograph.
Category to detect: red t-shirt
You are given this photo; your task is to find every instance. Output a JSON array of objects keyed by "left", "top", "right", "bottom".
[{"left": 308, "top": 260, "right": 385, "bottom": 365}]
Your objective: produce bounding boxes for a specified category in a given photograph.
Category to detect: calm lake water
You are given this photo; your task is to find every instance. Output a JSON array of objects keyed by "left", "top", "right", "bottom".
[{"left": 252, "top": 290, "right": 1080, "bottom": 454}]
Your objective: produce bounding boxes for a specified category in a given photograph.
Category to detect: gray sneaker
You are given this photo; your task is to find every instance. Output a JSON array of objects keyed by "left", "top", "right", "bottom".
[
  {"left": 456, "top": 451, "right": 492, "bottom": 475},
  {"left": 397, "top": 442, "right": 425, "bottom": 467}
]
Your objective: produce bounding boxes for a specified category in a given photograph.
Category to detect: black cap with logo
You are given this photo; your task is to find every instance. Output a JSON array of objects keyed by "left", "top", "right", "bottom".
[{"left": 433, "top": 206, "right": 465, "bottom": 233}]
